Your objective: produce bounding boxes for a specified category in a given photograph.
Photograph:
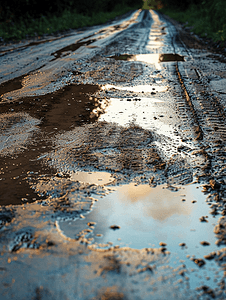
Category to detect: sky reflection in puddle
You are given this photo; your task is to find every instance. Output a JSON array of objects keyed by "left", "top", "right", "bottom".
[
  {"left": 59, "top": 180, "right": 221, "bottom": 252},
  {"left": 71, "top": 171, "right": 114, "bottom": 185},
  {"left": 98, "top": 97, "right": 159, "bottom": 128},
  {"left": 109, "top": 53, "right": 184, "bottom": 70},
  {"left": 59, "top": 181, "right": 225, "bottom": 290},
  {"left": 97, "top": 97, "right": 176, "bottom": 141},
  {"left": 78, "top": 183, "right": 218, "bottom": 250}
]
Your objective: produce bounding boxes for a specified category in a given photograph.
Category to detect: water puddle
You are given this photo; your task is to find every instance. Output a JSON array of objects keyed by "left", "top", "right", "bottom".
[
  {"left": 1, "top": 83, "right": 104, "bottom": 132},
  {"left": 51, "top": 39, "right": 96, "bottom": 60},
  {"left": 146, "top": 41, "right": 164, "bottom": 49},
  {"left": 109, "top": 53, "right": 184, "bottom": 70},
  {"left": 71, "top": 171, "right": 115, "bottom": 185},
  {"left": 0, "top": 112, "right": 56, "bottom": 206},
  {"left": 59, "top": 181, "right": 225, "bottom": 289},
  {"left": 59, "top": 182, "right": 216, "bottom": 249},
  {"left": 102, "top": 84, "right": 166, "bottom": 93},
  {"left": 110, "top": 53, "right": 184, "bottom": 63},
  {"left": 0, "top": 75, "right": 23, "bottom": 97},
  {"left": 0, "top": 84, "right": 106, "bottom": 206},
  {"left": 96, "top": 97, "right": 177, "bottom": 143}
]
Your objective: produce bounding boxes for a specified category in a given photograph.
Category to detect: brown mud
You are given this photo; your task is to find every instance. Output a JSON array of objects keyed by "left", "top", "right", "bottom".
[
  {"left": 0, "top": 75, "right": 23, "bottom": 96},
  {"left": 0, "top": 83, "right": 104, "bottom": 206},
  {"left": 51, "top": 39, "right": 96, "bottom": 61}
]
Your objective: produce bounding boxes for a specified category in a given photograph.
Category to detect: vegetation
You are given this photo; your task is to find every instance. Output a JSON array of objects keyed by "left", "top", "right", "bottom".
[
  {"left": 159, "top": 0, "right": 226, "bottom": 43},
  {"left": 2, "top": 0, "right": 225, "bottom": 45},
  {"left": 0, "top": 0, "right": 143, "bottom": 42}
]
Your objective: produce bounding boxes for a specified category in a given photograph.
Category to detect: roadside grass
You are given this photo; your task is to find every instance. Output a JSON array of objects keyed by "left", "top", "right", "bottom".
[
  {"left": 0, "top": 6, "right": 138, "bottom": 42},
  {"left": 142, "top": 0, "right": 152, "bottom": 10},
  {"left": 160, "top": 2, "right": 226, "bottom": 44}
]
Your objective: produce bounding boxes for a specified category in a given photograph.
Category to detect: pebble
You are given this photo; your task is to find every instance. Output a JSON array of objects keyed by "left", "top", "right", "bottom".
[
  {"left": 110, "top": 225, "right": 120, "bottom": 230},
  {"left": 159, "top": 242, "right": 167, "bottom": 247},
  {"left": 200, "top": 241, "right": 210, "bottom": 246}
]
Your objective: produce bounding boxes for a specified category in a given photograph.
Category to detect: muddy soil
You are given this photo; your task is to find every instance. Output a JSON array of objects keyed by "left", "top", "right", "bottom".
[{"left": 1, "top": 9, "right": 226, "bottom": 300}]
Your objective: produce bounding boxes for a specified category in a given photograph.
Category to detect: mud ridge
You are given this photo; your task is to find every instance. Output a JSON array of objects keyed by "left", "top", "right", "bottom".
[{"left": 175, "top": 64, "right": 203, "bottom": 141}]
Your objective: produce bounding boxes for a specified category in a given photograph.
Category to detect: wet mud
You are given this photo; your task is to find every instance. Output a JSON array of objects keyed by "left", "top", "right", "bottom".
[
  {"left": 0, "top": 76, "right": 23, "bottom": 96},
  {"left": 0, "top": 83, "right": 105, "bottom": 206},
  {"left": 51, "top": 39, "right": 96, "bottom": 61},
  {"left": 1, "top": 8, "right": 226, "bottom": 300}
]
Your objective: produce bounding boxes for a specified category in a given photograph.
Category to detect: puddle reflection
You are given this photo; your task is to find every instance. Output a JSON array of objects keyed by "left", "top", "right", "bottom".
[
  {"left": 97, "top": 97, "right": 174, "bottom": 136},
  {"left": 1, "top": 84, "right": 107, "bottom": 133},
  {"left": 71, "top": 171, "right": 114, "bottom": 185},
  {"left": 0, "top": 75, "right": 23, "bottom": 96},
  {"left": 109, "top": 53, "right": 184, "bottom": 70},
  {"left": 51, "top": 39, "right": 96, "bottom": 61},
  {"left": 102, "top": 84, "right": 166, "bottom": 93},
  {"left": 59, "top": 182, "right": 220, "bottom": 254},
  {"left": 115, "top": 184, "right": 192, "bottom": 221}
]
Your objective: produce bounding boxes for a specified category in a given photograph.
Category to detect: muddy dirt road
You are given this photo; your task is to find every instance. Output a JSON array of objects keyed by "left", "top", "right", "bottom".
[{"left": 1, "top": 9, "right": 226, "bottom": 299}]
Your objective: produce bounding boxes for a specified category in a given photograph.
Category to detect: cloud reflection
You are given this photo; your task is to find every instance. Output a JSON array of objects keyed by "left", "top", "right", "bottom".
[{"left": 116, "top": 183, "right": 192, "bottom": 222}]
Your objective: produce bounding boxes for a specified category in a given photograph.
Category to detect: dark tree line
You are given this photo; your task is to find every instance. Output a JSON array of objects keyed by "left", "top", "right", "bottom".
[
  {"left": 161, "top": 0, "right": 204, "bottom": 10},
  {"left": 0, "top": 0, "right": 143, "bottom": 22}
]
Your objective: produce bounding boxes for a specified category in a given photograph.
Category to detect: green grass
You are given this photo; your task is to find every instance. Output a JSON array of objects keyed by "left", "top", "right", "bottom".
[
  {"left": 0, "top": 6, "right": 139, "bottom": 42},
  {"left": 160, "top": 2, "right": 226, "bottom": 44}
]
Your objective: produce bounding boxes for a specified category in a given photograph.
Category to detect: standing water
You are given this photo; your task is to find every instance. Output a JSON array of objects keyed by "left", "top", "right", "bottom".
[{"left": 58, "top": 172, "right": 225, "bottom": 291}]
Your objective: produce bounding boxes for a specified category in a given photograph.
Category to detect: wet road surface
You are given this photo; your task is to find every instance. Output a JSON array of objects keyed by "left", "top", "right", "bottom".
[{"left": 1, "top": 9, "right": 226, "bottom": 299}]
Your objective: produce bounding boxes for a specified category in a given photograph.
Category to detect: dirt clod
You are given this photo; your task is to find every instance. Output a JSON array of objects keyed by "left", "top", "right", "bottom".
[{"left": 110, "top": 225, "right": 120, "bottom": 230}]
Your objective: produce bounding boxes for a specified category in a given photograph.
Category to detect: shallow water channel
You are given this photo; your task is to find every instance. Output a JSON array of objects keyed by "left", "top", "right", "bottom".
[{"left": 58, "top": 171, "right": 225, "bottom": 291}]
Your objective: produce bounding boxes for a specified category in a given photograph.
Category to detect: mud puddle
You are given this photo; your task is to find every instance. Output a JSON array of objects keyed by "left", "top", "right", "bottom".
[
  {"left": 71, "top": 171, "right": 115, "bottom": 186},
  {"left": 102, "top": 84, "right": 167, "bottom": 93},
  {"left": 1, "top": 84, "right": 103, "bottom": 132},
  {"left": 51, "top": 39, "right": 96, "bottom": 61},
  {"left": 98, "top": 96, "right": 164, "bottom": 128},
  {"left": 108, "top": 53, "right": 184, "bottom": 72},
  {"left": 97, "top": 97, "right": 184, "bottom": 149},
  {"left": 58, "top": 181, "right": 225, "bottom": 290},
  {"left": 109, "top": 53, "right": 184, "bottom": 64},
  {"left": 0, "top": 75, "right": 23, "bottom": 96},
  {"left": 0, "top": 83, "right": 104, "bottom": 206}
]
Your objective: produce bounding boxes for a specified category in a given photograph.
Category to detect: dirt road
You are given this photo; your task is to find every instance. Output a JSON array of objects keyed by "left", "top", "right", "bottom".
[{"left": 1, "top": 9, "right": 226, "bottom": 299}]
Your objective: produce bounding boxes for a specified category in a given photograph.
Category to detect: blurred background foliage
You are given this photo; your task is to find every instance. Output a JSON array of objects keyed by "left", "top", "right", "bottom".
[
  {"left": 0, "top": 0, "right": 143, "bottom": 22},
  {"left": 0, "top": 0, "right": 142, "bottom": 41},
  {"left": 1, "top": 0, "right": 226, "bottom": 45},
  {"left": 158, "top": 0, "right": 226, "bottom": 43}
]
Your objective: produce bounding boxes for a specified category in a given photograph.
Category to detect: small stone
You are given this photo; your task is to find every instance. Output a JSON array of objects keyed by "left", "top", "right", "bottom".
[
  {"left": 178, "top": 270, "right": 185, "bottom": 276},
  {"left": 200, "top": 241, "right": 210, "bottom": 246},
  {"left": 96, "top": 234, "right": 103, "bottom": 238},
  {"left": 179, "top": 243, "right": 186, "bottom": 247},
  {"left": 159, "top": 242, "right": 167, "bottom": 247},
  {"left": 87, "top": 222, "right": 96, "bottom": 227},
  {"left": 204, "top": 252, "right": 216, "bottom": 260},
  {"left": 110, "top": 225, "right": 120, "bottom": 230},
  {"left": 192, "top": 258, "right": 206, "bottom": 267}
]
